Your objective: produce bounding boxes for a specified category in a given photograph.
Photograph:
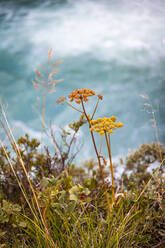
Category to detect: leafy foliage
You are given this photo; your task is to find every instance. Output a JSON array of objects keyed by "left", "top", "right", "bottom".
[
  {"left": 0, "top": 137, "right": 165, "bottom": 247},
  {"left": 121, "top": 142, "right": 165, "bottom": 190}
]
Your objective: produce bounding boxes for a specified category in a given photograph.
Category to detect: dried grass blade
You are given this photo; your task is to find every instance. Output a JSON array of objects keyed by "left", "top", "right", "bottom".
[
  {"left": 52, "top": 60, "right": 63, "bottom": 67},
  {"left": 48, "top": 68, "right": 60, "bottom": 80},
  {"left": 48, "top": 79, "right": 63, "bottom": 85},
  {"left": 32, "top": 79, "right": 40, "bottom": 90},
  {"left": 48, "top": 47, "right": 53, "bottom": 63},
  {"left": 49, "top": 88, "right": 56, "bottom": 93},
  {"left": 35, "top": 77, "right": 42, "bottom": 83},
  {"left": 35, "top": 69, "right": 41, "bottom": 77}
]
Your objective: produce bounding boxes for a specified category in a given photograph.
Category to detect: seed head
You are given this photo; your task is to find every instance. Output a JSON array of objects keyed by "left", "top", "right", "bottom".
[{"left": 98, "top": 94, "right": 103, "bottom": 100}]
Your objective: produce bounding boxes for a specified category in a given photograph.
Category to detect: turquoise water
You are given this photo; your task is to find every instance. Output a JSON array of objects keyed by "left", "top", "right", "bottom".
[{"left": 0, "top": 0, "right": 165, "bottom": 161}]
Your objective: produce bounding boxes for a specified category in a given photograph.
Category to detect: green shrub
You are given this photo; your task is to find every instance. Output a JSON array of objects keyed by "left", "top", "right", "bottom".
[{"left": 0, "top": 137, "right": 165, "bottom": 247}]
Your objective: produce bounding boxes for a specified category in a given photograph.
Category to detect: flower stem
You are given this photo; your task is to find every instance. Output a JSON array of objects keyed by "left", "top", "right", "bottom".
[
  {"left": 105, "top": 132, "right": 115, "bottom": 204},
  {"left": 81, "top": 100, "right": 111, "bottom": 213},
  {"left": 64, "top": 101, "right": 83, "bottom": 113},
  {"left": 91, "top": 98, "right": 99, "bottom": 120}
]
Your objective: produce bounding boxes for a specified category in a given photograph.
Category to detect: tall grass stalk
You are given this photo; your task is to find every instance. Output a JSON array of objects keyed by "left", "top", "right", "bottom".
[
  {"left": 140, "top": 94, "right": 163, "bottom": 162},
  {"left": 0, "top": 137, "right": 37, "bottom": 220},
  {"left": 32, "top": 47, "right": 63, "bottom": 152},
  {"left": 0, "top": 102, "right": 56, "bottom": 247}
]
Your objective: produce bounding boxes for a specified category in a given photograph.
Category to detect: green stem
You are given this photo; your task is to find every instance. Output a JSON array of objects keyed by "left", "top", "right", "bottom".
[
  {"left": 81, "top": 100, "right": 111, "bottom": 213},
  {"left": 105, "top": 132, "right": 115, "bottom": 204}
]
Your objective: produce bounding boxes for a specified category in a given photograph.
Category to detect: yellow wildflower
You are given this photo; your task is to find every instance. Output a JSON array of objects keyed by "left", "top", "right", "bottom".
[
  {"left": 110, "top": 116, "right": 117, "bottom": 122},
  {"left": 99, "top": 131, "right": 105, "bottom": 136},
  {"left": 115, "top": 122, "right": 124, "bottom": 128},
  {"left": 90, "top": 116, "right": 123, "bottom": 135}
]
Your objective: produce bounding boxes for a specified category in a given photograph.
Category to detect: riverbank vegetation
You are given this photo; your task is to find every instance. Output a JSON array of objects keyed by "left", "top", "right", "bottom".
[{"left": 0, "top": 49, "right": 165, "bottom": 247}]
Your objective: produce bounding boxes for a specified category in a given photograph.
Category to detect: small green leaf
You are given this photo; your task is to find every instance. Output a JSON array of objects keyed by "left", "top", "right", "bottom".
[
  {"left": 67, "top": 201, "right": 76, "bottom": 212},
  {"left": 0, "top": 231, "right": 6, "bottom": 237},
  {"left": 51, "top": 203, "right": 61, "bottom": 209},
  {"left": 40, "top": 177, "right": 49, "bottom": 187},
  {"left": 59, "top": 191, "right": 67, "bottom": 204},
  {"left": 69, "top": 185, "right": 79, "bottom": 195},
  {"left": 70, "top": 194, "right": 78, "bottom": 202},
  {"left": 18, "top": 221, "right": 27, "bottom": 228}
]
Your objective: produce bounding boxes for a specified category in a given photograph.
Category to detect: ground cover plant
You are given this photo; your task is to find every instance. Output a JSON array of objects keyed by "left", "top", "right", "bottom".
[{"left": 0, "top": 49, "right": 165, "bottom": 248}]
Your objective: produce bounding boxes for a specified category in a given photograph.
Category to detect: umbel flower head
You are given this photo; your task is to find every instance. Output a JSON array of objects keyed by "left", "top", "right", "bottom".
[
  {"left": 90, "top": 116, "right": 123, "bottom": 136},
  {"left": 68, "top": 88, "right": 95, "bottom": 104}
]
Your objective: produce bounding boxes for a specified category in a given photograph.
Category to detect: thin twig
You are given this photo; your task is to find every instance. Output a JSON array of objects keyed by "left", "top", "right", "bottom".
[{"left": 65, "top": 100, "right": 83, "bottom": 113}]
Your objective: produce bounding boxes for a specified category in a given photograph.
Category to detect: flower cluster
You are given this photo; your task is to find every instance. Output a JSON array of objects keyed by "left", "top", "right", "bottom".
[
  {"left": 90, "top": 116, "right": 123, "bottom": 136},
  {"left": 68, "top": 89, "right": 95, "bottom": 104}
]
